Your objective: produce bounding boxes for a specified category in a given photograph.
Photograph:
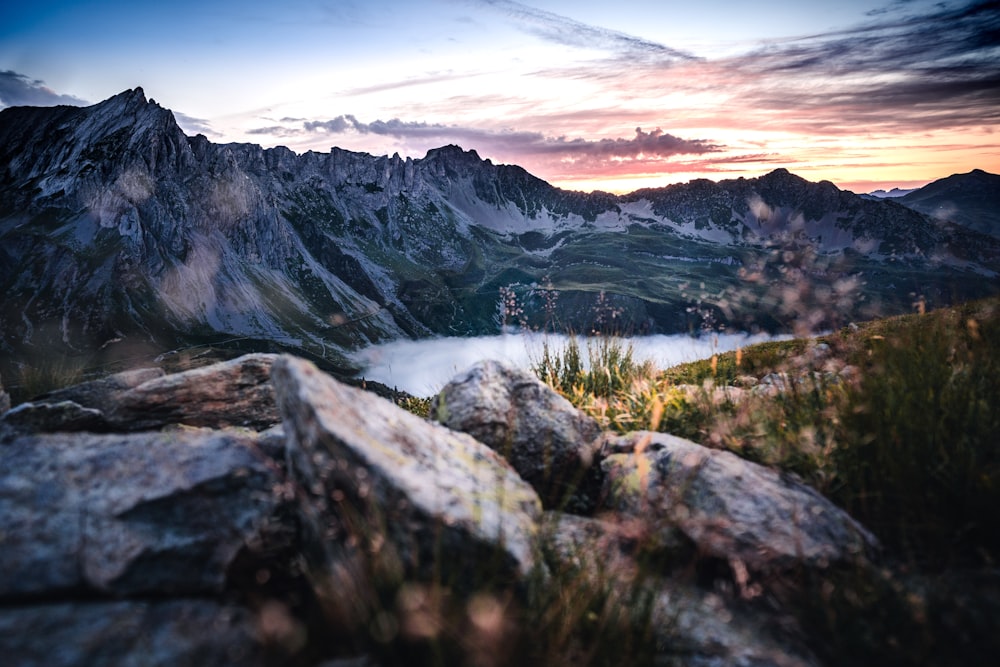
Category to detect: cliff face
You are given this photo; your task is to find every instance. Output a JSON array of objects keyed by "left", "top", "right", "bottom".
[{"left": 2, "top": 89, "right": 998, "bottom": 377}]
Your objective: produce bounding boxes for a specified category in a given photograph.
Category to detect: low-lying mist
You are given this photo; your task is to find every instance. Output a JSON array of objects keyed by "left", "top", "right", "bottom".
[{"left": 351, "top": 331, "right": 791, "bottom": 396}]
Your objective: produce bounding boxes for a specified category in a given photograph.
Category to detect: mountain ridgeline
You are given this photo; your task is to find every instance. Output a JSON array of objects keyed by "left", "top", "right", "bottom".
[{"left": 2, "top": 88, "right": 998, "bottom": 380}]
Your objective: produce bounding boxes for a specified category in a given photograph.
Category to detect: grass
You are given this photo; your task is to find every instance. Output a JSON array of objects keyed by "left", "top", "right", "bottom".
[
  {"left": 831, "top": 301, "right": 1000, "bottom": 569},
  {"left": 8, "top": 286, "right": 997, "bottom": 665},
  {"left": 526, "top": 297, "right": 1000, "bottom": 665},
  {"left": 11, "top": 354, "right": 89, "bottom": 402},
  {"left": 534, "top": 299, "right": 1000, "bottom": 568}
]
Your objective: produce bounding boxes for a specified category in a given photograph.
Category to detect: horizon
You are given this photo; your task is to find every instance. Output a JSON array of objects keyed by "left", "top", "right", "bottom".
[{"left": 2, "top": 1, "right": 997, "bottom": 194}]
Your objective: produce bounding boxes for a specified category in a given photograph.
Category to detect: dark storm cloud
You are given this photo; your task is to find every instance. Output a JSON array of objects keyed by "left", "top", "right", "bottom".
[{"left": 0, "top": 71, "right": 88, "bottom": 108}]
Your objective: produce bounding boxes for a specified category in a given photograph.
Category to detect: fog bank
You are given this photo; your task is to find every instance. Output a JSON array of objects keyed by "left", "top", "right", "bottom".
[{"left": 351, "top": 332, "right": 791, "bottom": 396}]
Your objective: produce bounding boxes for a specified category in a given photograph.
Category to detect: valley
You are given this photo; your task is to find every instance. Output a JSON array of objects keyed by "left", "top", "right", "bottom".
[{"left": 2, "top": 88, "right": 998, "bottom": 392}]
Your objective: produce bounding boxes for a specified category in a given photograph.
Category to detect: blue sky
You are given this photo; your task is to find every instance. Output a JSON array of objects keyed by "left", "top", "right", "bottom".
[{"left": 2, "top": 0, "right": 998, "bottom": 193}]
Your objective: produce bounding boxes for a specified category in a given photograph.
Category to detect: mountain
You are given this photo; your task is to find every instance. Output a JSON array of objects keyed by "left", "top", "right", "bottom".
[
  {"left": 2, "top": 89, "right": 999, "bottom": 383},
  {"left": 896, "top": 169, "right": 1000, "bottom": 238},
  {"left": 863, "top": 187, "right": 917, "bottom": 199}
]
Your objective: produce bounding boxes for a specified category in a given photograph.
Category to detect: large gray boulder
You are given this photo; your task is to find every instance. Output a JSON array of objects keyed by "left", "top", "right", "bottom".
[
  {"left": 601, "top": 431, "right": 879, "bottom": 573},
  {"left": 431, "top": 360, "right": 603, "bottom": 511},
  {"left": 0, "top": 599, "right": 270, "bottom": 667},
  {"left": 271, "top": 356, "right": 542, "bottom": 598},
  {"left": 0, "top": 429, "right": 290, "bottom": 598},
  {"left": 106, "top": 354, "right": 280, "bottom": 431}
]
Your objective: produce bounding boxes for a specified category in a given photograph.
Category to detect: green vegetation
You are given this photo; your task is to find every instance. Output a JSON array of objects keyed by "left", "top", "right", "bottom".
[
  {"left": 528, "top": 297, "right": 1000, "bottom": 664},
  {"left": 534, "top": 298, "right": 1000, "bottom": 567},
  {"left": 833, "top": 302, "right": 1000, "bottom": 568}
]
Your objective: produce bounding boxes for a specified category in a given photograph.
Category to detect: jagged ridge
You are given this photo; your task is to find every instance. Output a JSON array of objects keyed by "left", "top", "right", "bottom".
[{"left": 1, "top": 89, "right": 998, "bottom": 380}]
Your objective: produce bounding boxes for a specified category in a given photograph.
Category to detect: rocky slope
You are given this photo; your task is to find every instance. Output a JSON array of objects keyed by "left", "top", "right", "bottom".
[{"left": 2, "top": 89, "right": 998, "bottom": 387}]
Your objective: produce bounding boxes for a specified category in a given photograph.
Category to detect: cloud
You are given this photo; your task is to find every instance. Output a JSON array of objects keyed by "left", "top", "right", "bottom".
[
  {"left": 718, "top": 0, "right": 1000, "bottom": 132},
  {"left": 300, "top": 114, "right": 720, "bottom": 161},
  {"left": 495, "top": 1, "right": 1000, "bottom": 140},
  {"left": 173, "top": 111, "right": 218, "bottom": 136},
  {"left": 0, "top": 71, "right": 88, "bottom": 108},
  {"left": 340, "top": 72, "right": 479, "bottom": 97},
  {"left": 472, "top": 0, "right": 698, "bottom": 63},
  {"left": 247, "top": 125, "right": 303, "bottom": 137}
]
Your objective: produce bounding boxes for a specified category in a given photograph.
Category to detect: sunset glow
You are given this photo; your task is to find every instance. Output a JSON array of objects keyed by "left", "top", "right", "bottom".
[{"left": 2, "top": 0, "right": 997, "bottom": 193}]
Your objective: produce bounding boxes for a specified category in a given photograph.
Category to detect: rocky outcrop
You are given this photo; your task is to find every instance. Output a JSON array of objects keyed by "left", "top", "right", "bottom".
[
  {"left": 432, "top": 360, "right": 603, "bottom": 511},
  {"left": 0, "top": 353, "right": 896, "bottom": 665},
  {"left": 272, "top": 355, "right": 542, "bottom": 596},
  {"left": 0, "top": 428, "right": 291, "bottom": 598},
  {"left": 0, "top": 399, "right": 107, "bottom": 434},
  {"left": 0, "top": 600, "right": 271, "bottom": 667},
  {"left": 600, "top": 431, "right": 879, "bottom": 573},
  {"left": 106, "top": 354, "right": 281, "bottom": 431},
  {"left": 32, "top": 367, "right": 165, "bottom": 408},
  {"left": 0, "top": 354, "right": 281, "bottom": 435}
]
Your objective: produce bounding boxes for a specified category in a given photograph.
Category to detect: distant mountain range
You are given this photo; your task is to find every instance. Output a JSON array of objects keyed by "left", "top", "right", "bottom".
[
  {"left": 864, "top": 187, "right": 917, "bottom": 199},
  {"left": 2, "top": 88, "right": 998, "bottom": 380}
]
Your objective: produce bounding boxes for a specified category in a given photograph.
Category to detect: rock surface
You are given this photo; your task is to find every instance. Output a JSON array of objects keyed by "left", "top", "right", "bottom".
[
  {"left": 272, "top": 355, "right": 543, "bottom": 594},
  {"left": 0, "top": 599, "right": 270, "bottom": 667},
  {"left": 106, "top": 353, "right": 280, "bottom": 431},
  {"left": 432, "top": 360, "right": 603, "bottom": 511},
  {"left": 543, "top": 513, "right": 819, "bottom": 667},
  {"left": 0, "top": 352, "right": 907, "bottom": 665},
  {"left": 32, "top": 367, "right": 166, "bottom": 408},
  {"left": 601, "top": 431, "right": 879, "bottom": 573},
  {"left": 0, "top": 428, "right": 289, "bottom": 597},
  {"left": 0, "top": 399, "right": 108, "bottom": 434}
]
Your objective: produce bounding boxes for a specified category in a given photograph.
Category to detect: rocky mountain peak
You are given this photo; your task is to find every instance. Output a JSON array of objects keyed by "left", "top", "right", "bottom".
[
  {"left": 1, "top": 89, "right": 998, "bottom": 385},
  {"left": 422, "top": 144, "right": 486, "bottom": 164}
]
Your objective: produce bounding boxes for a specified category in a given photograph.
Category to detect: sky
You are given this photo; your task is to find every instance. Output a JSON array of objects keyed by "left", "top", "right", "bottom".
[{"left": 1, "top": 0, "right": 998, "bottom": 194}]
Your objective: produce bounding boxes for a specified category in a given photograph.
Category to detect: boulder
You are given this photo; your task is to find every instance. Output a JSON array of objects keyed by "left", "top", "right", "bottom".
[
  {"left": 542, "top": 513, "right": 819, "bottom": 667},
  {"left": 601, "top": 431, "right": 879, "bottom": 573},
  {"left": 432, "top": 360, "right": 603, "bottom": 511},
  {"left": 271, "top": 356, "right": 542, "bottom": 598},
  {"left": 0, "top": 429, "right": 290, "bottom": 598},
  {"left": 0, "top": 400, "right": 108, "bottom": 434},
  {"left": 32, "top": 367, "right": 165, "bottom": 408},
  {"left": 106, "top": 354, "right": 280, "bottom": 431},
  {"left": 0, "top": 599, "right": 270, "bottom": 667}
]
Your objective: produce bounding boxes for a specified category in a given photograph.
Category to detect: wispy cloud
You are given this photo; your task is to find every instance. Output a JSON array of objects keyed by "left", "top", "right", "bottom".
[
  {"left": 173, "top": 111, "right": 218, "bottom": 136},
  {"left": 340, "top": 71, "right": 480, "bottom": 97},
  {"left": 702, "top": 0, "right": 1000, "bottom": 133},
  {"left": 472, "top": 0, "right": 698, "bottom": 62},
  {"left": 0, "top": 71, "right": 88, "bottom": 109},
  {"left": 225, "top": 1, "right": 1000, "bottom": 191}
]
